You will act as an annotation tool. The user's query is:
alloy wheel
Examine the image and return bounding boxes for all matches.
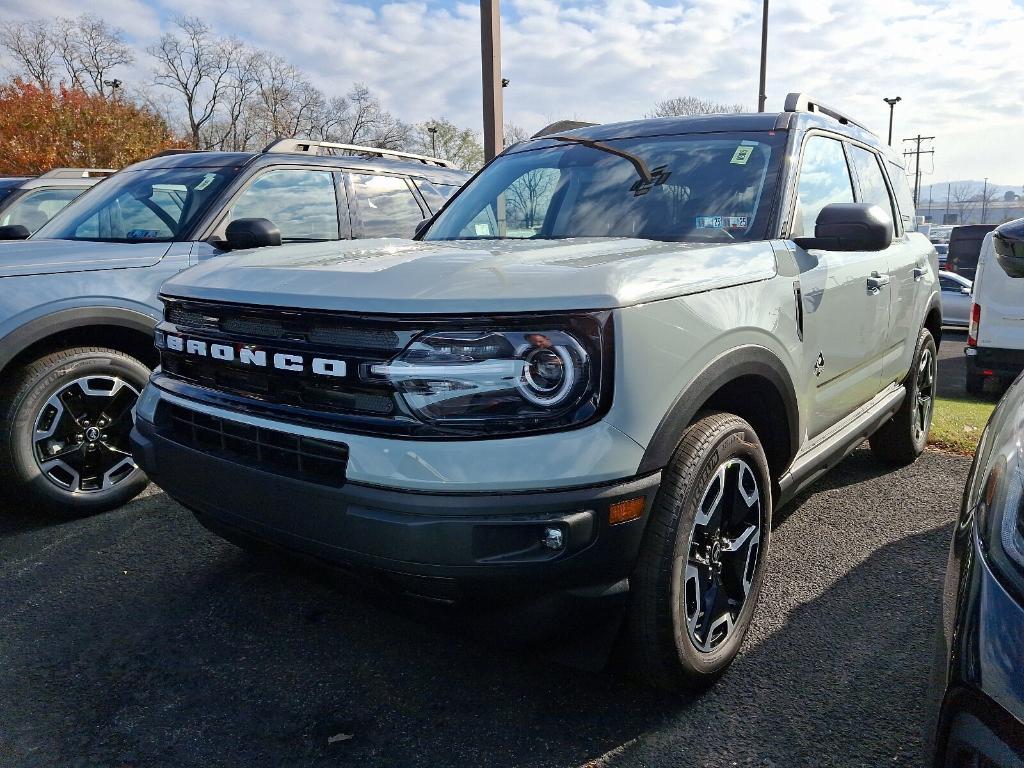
[914,346,936,441]
[32,375,141,494]
[683,458,764,653]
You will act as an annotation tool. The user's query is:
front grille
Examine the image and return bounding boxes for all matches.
[160,403,348,487]
[160,298,418,421]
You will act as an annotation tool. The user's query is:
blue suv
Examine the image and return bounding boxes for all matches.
[0,140,468,516]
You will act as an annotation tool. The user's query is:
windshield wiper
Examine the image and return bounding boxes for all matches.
[547,135,654,184]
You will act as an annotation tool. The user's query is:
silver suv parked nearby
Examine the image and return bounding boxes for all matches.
[131,95,940,689]
[0,141,468,517]
[0,168,113,237]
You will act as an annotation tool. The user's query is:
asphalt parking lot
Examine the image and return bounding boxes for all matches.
[1,437,968,767]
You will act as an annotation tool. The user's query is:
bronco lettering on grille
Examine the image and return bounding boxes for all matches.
[164,334,347,377]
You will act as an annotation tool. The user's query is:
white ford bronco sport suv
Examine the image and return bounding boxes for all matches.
[131,94,941,690]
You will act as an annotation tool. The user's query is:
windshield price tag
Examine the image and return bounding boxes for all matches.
[730,145,754,165]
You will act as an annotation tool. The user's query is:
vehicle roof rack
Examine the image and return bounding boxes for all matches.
[783,93,873,134]
[262,138,451,167]
[148,149,206,159]
[532,120,599,138]
[39,167,116,179]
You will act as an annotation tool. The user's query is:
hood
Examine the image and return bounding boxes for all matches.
[161,237,777,313]
[0,239,172,278]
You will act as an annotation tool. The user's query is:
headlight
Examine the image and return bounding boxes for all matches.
[369,314,611,434]
[976,401,1024,597]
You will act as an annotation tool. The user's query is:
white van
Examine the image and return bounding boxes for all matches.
[965,220,1024,395]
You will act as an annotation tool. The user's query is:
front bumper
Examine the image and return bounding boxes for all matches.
[130,392,660,612]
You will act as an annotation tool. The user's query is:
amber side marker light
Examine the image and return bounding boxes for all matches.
[609,497,645,525]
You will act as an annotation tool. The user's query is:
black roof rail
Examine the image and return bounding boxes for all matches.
[783,93,873,134]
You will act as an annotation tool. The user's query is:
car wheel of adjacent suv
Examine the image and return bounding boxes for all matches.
[869,327,937,466]
[0,347,150,517]
[625,410,772,691]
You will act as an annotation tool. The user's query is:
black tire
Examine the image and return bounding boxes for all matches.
[965,372,985,397]
[869,327,937,465]
[0,347,150,517]
[625,411,772,691]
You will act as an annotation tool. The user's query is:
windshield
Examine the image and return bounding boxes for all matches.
[34,167,239,243]
[424,131,787,243]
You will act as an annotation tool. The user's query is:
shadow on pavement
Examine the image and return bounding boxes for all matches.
[0,453,961,768]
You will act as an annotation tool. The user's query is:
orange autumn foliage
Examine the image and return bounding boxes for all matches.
[0,79,187,175]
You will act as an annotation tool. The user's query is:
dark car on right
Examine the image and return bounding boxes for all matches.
[947,223,997,281]
[929,368,1024,766]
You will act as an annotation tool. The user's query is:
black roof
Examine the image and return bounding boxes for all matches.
[124,149,469,184]
[517,109,886,156]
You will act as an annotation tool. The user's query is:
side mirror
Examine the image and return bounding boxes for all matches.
[993,217,1024,278]
[793,203,893,252]
[224,218,282,250]
[961,286,972,295]
[0,224,31,240]
[413,216,435,240]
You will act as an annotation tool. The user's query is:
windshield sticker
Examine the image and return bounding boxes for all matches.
[730,145,755,165]
[696,216,749,230]
[194,173,216,191]
[630,165,671,197]
[126,229,163,240]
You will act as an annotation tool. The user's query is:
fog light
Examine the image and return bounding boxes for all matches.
[609,497,646,525]
[541,527,564,550]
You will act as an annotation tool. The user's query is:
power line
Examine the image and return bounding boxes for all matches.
[902,135,935,208]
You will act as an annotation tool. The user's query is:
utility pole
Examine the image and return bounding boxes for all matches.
[480,0,504,161]
[883,96,901,146]
[757,0,769,112]
[982,177,989,224]
[427,125,438,157]
[903,134,935,208]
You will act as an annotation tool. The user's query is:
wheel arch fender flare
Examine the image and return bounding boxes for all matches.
[637,345,800,477]
[0,305,158,379]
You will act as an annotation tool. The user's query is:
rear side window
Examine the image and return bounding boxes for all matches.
[350,174,425,238]
[229,169,340,241]
[887,161,915,228]
[848,146,897,230]
[792,135,855,237]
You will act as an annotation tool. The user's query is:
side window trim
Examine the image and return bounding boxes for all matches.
[787,130,856,239]
[846,141,904,239]
[347,171,428,239]
[207,164,341,241]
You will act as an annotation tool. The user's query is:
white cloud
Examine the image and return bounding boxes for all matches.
[0,0,1021,182]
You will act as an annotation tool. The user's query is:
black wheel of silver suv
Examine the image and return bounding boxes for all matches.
[0,347,150,516]
[626,410,772,691]
[869,327,937,466]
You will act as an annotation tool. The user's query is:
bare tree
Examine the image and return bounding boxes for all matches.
[149,17,236,149]
[949,183,983,225]
[503,122,532,147]
[54,15,133,96]
[505,169,557,229]
[0,20,58,88]
[649,96,746,117]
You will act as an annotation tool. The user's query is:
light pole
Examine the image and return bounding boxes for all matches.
[883,96,901,146]
[427,125,438,157]
[480,0,504,161]
[982,177,989,224]
[757,0,769,112]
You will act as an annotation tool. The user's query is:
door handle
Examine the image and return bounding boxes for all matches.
[913,266,927,281]
[867,272,890,294]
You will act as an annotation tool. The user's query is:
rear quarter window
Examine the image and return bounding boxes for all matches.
[887,161,915,228]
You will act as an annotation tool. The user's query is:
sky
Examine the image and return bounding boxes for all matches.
[2,0,1022,184]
